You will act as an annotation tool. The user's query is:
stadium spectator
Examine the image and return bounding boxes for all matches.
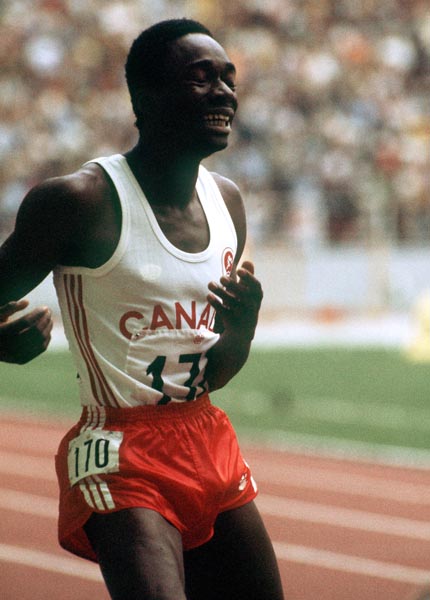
[1,0,429,246]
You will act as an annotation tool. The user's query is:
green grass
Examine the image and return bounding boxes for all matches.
[1,347,430,450]
[0,351,79,419]
[213,347,430,450]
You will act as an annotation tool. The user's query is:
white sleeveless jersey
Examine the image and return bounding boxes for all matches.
[53,154,237,408]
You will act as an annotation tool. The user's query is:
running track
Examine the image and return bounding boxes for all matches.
[1,412,430,600]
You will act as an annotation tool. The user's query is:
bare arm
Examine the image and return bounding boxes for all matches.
[0,181,74,362]
[0,171,96,362]
[204,175,263,391]
[0,177,81,305]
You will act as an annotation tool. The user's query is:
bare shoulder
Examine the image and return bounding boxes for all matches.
[10,162,116,268]
[21,162,109,218]
[210,171,246,260]
[210,171,245,221]
[210,172,242,205]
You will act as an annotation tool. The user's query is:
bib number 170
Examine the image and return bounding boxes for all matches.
[67,429,123,486]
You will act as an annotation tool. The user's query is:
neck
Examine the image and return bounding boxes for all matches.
[125,140,201,208]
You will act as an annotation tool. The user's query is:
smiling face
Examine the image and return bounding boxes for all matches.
[142,33,238,158]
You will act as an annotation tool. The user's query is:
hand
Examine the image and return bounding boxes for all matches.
[207,260,263,339]
[0,299,53,364]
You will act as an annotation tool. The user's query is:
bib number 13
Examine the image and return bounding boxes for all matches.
[67,429,123,486]
[147,352,205,405]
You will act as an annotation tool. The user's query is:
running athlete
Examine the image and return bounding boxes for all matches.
[0,19,284,600]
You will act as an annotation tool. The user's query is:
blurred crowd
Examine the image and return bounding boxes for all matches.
[1,0,429,248]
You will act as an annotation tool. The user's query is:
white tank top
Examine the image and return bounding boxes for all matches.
[53,154,237,408]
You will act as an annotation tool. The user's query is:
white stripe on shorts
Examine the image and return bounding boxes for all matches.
[79,475,115,511]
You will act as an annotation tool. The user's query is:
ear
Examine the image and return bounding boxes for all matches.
[133,89,160,131]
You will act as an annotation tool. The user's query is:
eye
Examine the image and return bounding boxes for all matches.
[224,78,237,91]
[222,67,237,91]
[186,67,210,86]
[193,78,209,86]
[192,77,209,85]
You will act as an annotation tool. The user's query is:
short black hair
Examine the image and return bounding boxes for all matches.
[125,18,214,125]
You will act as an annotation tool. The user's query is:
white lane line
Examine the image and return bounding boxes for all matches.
[2,488,430,585]
[0,421,62,454]
[0,488,58,517]
[273,541,430,585]
[257,494,430,541]
[1,539,429,587]
[4,409,430,471]
[0,450,56,480]
[3,448,430,511]
[251,462,430,505]
[0,543,102,582]
[2,486,430,543]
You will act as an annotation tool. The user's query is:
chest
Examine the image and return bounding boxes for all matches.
[151,199,210,253]
[72,188,211,269]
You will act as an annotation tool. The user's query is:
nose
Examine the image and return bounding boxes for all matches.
[212,78,235,97]
[210,78,237,107]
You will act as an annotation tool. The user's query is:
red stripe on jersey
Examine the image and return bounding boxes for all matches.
[64,274,102,406]
[64,275,119,407]
[74,275,120,408]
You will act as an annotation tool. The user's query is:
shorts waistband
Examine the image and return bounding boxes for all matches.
[79,394,212,426]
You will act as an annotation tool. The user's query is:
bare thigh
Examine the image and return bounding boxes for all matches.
[184,500,285,600]
[84,507,186,600]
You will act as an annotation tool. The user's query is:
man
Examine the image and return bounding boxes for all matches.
[0,19,284,600]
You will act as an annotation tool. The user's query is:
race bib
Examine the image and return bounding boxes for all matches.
[67,429,123,486]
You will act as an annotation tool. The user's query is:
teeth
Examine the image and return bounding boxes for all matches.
[204,114,230,127]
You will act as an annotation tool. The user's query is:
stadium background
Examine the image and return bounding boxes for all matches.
[1,0,430,323]
[0,0,429,454]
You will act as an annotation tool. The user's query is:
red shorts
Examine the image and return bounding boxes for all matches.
[55,395,258,562]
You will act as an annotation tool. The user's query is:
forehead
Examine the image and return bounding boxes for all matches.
[167,33,234,73]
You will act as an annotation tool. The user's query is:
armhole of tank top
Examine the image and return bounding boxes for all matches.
[198,165,238,249]
[55,155,130,278]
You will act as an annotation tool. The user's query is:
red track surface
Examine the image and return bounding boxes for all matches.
[1,412,430,600]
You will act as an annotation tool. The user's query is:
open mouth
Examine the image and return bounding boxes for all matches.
[203,113,232,131]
